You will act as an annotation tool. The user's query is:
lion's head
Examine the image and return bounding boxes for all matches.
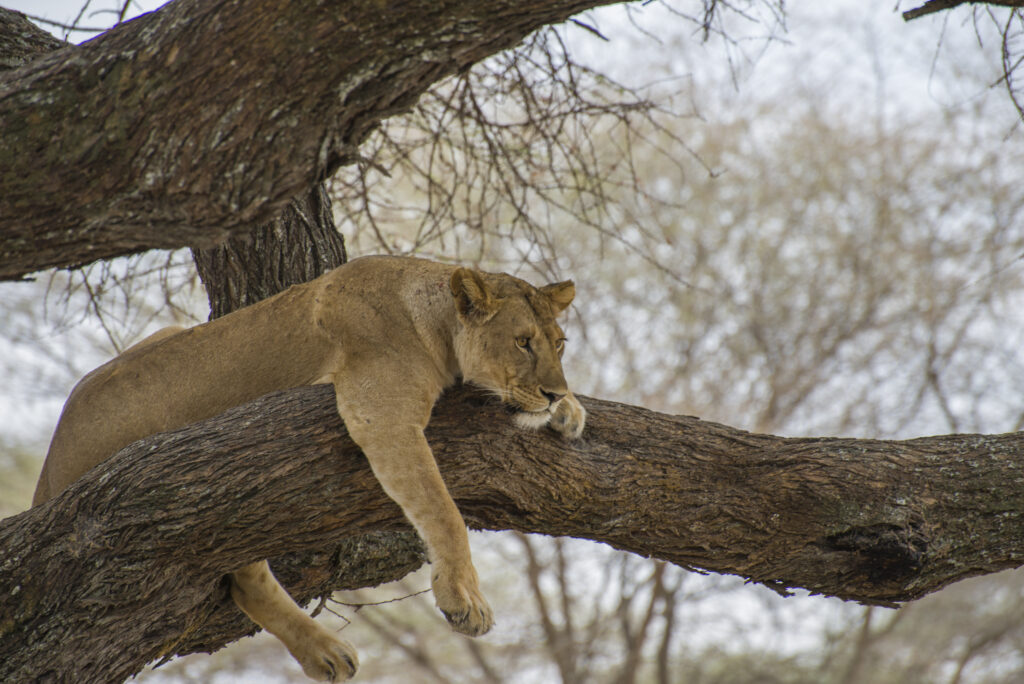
[450,267,575,429]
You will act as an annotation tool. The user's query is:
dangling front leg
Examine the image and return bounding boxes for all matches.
[344,419,494,637]
[230,560,358,681]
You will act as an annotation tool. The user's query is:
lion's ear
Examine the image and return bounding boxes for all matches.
[540,280,575,315]
[450,268,496,320]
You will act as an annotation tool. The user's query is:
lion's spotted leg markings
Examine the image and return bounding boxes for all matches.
[230,561,358,681]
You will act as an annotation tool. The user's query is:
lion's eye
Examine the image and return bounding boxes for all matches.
[515,336,531,350]
[555,338,566,353]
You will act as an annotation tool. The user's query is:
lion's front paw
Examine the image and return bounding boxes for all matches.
[432,563,494,637]
[549,392,586,440]
[286,623,359,682]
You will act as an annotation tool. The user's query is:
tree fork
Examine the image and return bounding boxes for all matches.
[3,384,1023,681]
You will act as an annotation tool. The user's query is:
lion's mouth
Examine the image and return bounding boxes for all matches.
[502,399,549,415]
[486,385,552,418]
[511,407,554,431]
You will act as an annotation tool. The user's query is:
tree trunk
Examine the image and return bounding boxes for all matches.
[3,384,1023,681]
[0,0,619,280]
[191,182,347,319]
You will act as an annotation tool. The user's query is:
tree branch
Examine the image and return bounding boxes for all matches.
[0,8,65,70]
[3,383,1023,681]
[903,0,1024,21]
[0,0,618,280]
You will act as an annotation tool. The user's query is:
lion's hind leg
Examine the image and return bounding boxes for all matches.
[230,561,358,682]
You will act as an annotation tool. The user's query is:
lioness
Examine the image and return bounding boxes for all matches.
[32,255,585,681]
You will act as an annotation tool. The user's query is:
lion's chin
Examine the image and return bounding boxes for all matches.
[512,409,553,431]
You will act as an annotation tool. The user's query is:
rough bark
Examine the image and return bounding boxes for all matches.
[191,182,348,319]
[3,384,1023,681]
[0,0,619,280]
[0,8,65,70]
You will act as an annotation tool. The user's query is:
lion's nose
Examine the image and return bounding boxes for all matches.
[541,389,565,405]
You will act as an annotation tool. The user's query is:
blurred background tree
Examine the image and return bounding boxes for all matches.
[2,0,1023,682]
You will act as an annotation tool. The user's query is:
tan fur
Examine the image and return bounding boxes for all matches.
[32,255,585,682]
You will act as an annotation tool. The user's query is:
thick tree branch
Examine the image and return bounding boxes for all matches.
[3,383,1023,680]
[0,0,617,280]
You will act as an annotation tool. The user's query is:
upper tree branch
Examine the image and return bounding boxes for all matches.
[0,0,617,280]
[0,8,65,69]
[903,0,1024,21]
[3,384,1023,681]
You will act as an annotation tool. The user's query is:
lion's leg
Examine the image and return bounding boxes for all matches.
[230,560,358,682]
[343,417,494,637]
